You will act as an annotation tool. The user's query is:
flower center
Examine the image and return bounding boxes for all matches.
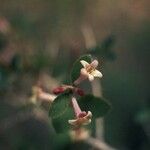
[86,65,95,74]
[78,111,87,118]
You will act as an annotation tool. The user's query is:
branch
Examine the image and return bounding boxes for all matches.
[85,137,117,150]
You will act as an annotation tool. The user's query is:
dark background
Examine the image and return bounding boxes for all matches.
[0,0,149,150]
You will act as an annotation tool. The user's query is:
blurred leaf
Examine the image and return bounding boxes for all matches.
[11,55,21,71]
[32,50,51,71]
[49,91,72,119]
[53,132,72,150]
[0,67,10,90]
[71,54,91,84]
[0,33,8,51]
[89,36,116,61]
[78,94,111,118]
[0,101,18,120]
[52,49,70,78]
[135,108,150,124]
[52,107,74,133]
[10,13,37,38]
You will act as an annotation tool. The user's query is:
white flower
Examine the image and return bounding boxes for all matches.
[80,60,102,81]
[68,111,92,126]
[74,59,102,85]
[68,97,92,127]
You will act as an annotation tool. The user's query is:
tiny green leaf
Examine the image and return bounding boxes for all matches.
[49,91,72,119]
[71,54,92,84]
[78,94,111,118]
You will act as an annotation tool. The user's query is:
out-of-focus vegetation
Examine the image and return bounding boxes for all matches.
[0,0,150,150]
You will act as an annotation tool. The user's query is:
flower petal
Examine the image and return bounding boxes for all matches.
[68,119,78,126]
[69,118,91,126]
[90,60,98,68]
[80,60,89,68]
[80,68,88,77]
[85,111,92,119]
[91,69,102,78]
[81,111,92,125]
[88,74,94,81]
[68,111,92,126]
[81,119,91,125]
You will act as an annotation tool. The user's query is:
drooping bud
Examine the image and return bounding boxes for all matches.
[68,97,92,127]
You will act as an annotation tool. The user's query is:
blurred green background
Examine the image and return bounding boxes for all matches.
[0,0,149,150]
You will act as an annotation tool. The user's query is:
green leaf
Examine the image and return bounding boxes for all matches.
[0,33,8,51]
[0,67,10,90]
[71,54,92,84]
[49,91,72,119]
[88,36,116,61]
[135,109,150,124]
[78,94,111,118]
[52,107,74,133]
[11,55,21,71]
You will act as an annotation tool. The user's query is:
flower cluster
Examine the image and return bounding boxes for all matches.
[68,59,102,128]
[31,59,102,132]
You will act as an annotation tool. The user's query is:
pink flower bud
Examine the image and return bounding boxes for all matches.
[52,86,65,95]
[76,88,85,96]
